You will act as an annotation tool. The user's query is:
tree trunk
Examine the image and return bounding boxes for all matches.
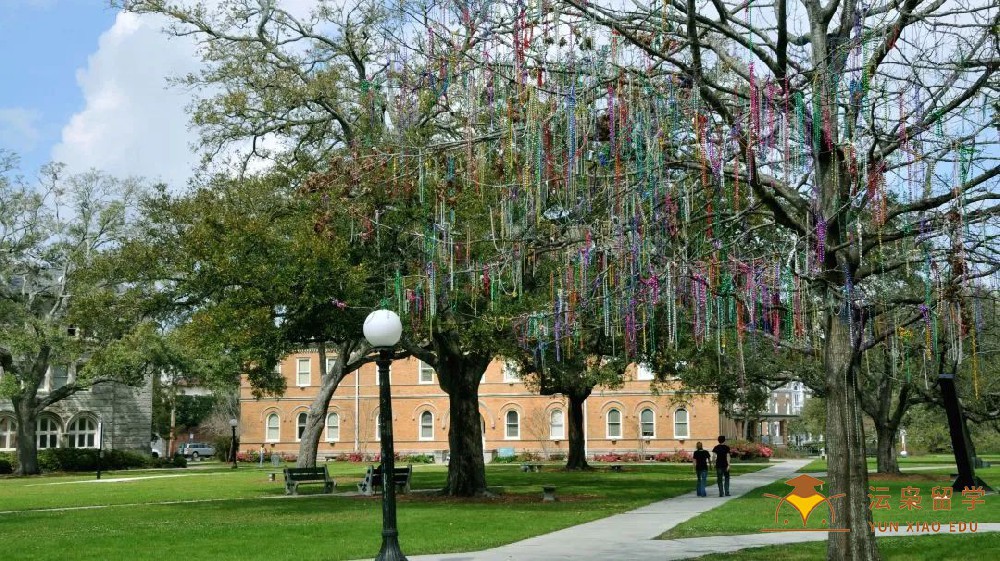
[296,340,363,467]
[874,423,899,474]
[436,340,490,496]
[13,398,40,476]
[824,306,880,561]
[566,390,592,470]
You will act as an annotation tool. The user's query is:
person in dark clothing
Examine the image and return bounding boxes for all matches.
[712,435,731,497]
[692,442,711,497]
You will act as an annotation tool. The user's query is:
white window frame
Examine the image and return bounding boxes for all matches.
[265,413,280,442]
[673,409,689,439]
[68,416,98,448]
[636,363,654,381]
[296,358,311,387]
[549,410,565,440]
[325,412,340,442]
[606,409,622,439]
[374,412,381,441]
[502,360,520,382]
[419,411,434,440]
[296,412,308,441]
[504,410,520,440]
[37,415,60,449]
[0,416,16,450]
[418,361,435,384]
[326,358,336,377]
[640,408,655,438]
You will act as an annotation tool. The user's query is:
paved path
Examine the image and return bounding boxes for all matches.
[363,459,998,561]
[368,459,810,561]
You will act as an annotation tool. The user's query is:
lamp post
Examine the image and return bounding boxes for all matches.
[229,418,238,469]
[363,309,407,561]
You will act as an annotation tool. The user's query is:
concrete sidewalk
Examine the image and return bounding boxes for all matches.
[381,459,811,561]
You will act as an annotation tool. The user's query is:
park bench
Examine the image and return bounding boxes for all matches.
[520,462,543,472]
[357,464,413,496]
[283,466,335,495]
[609,464,623,472]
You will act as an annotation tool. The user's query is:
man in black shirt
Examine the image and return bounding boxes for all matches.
[692,442,711,497]
[712,435,731,497]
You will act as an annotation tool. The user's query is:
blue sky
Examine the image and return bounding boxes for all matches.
[0,1,117,174]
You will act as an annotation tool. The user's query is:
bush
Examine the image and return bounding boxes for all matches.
[548,453,566,461]
[728,440,772,461]
[654,450,693,463]
[0,451,16,473]
[0,459,12,474]
[400,453,434,464]
[36,448,152,472]
[171,453,188,468]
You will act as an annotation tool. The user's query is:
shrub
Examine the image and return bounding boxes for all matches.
[654,450,693,463]
[548,453,566,461]
[36,448,152,472]
[400,453,434,464]
[0,459,12,474]
[171,453,188,468]
[728,440,772,461]
[0,451,16,472]
[593,453,622,462]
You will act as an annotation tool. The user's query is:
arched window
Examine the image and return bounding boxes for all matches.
[674,409,689,439]
[419,411,434,440]
[325,413,340,442]
[505,410,519,439]
[68,416,97,448]
[606,409,622,439]
[549,410,565,439]
[0,416,16,450]
[265,413,280,442]
[374,410,381,441]
[640,408,655,438]
[37,415,60,449]
[296,412,308,441]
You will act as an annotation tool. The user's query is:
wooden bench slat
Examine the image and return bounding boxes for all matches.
[283,466,335,495]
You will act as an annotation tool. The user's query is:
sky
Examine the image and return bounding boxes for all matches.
[0,0,204,189]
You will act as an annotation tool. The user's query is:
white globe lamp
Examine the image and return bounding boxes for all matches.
[364,309,403,348]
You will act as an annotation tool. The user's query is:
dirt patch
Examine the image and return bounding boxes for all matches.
[868,473,951,482]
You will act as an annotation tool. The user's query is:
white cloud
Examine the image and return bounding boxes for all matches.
[50,1,321,190]
[0,107,42,153]
[51,10,201,189]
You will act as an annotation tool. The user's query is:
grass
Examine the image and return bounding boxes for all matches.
[660,464,1000,540]
[685,533,1000,560]
[800,454,1000,474]
[0,461,767,561]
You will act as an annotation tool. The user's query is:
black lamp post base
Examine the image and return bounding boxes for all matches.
[375,536,407,561]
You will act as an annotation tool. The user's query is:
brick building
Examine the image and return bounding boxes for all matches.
[238,351,725,460]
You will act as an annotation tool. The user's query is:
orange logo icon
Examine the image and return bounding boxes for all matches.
[762,474,848,532]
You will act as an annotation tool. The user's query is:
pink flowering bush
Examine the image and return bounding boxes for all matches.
[729,440,772,461]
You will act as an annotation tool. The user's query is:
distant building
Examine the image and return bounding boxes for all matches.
[759,381,812,446]
[239,352,726,461]
[0,365,153,454]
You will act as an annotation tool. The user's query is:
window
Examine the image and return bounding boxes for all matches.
[325,358,336,376]
[549,410,565,440]
[296,412,308,441]
[325,412,340,441]
[296,358,311,386]
[636,363,654,381]
[640,408,655,438]
[50,365,69,390]
[374,412,381,441]
[505,410,519,439]
[265,413,280,442]
[0,416,16,450]
[69,416,97,448]
[418,361,435,384]
[37,416,60,449]
[606,409,622,439]
[502,361,520,382]
[420,411,434,440]
[674,409,689,439]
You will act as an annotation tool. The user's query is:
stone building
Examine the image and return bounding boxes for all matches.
[0,365,153,455]
[238,351,725,460]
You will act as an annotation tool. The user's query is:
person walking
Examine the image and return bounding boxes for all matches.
[712,435,731,497]
[693,442,711,497]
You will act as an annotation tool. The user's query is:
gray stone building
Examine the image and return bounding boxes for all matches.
[0,365,153,454]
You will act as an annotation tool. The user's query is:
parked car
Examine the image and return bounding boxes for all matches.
[178,442,216,460]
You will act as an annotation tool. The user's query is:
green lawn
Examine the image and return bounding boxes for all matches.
[686,533,1000,560]
[800,454,1000,474]
[0,461,766,561]
[661,465,1000,540]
